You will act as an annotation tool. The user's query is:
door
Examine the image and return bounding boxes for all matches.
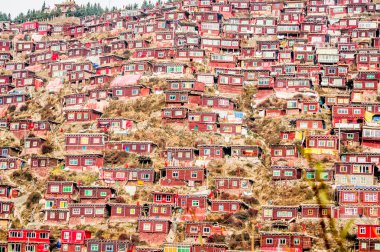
[129,172,137,180]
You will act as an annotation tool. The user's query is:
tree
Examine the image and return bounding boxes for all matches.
[141,0,149,9]
[41,1,46,11]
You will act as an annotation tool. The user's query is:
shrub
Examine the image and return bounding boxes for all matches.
[118,233,129,240]
[12,170,33,181]
[25,192,41,208]
[95,230,105,239]
[207,234,225,243]
[234,211,250,221]
[19,104,28,112]
[7,105,16,113]
[115,196,126,203]
[41,144,53,154]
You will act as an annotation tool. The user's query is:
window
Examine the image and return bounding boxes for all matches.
[192,200,199,206]
[364,193,377,202]
[85,190,93,196]
[155,224,163,231]
[25,245,36,252]
[50,185,59,193]
[143,223,151,231]
[347,133,354,139]
[85,208,93,214]
[84,159,93,166]
[306,172,315,179]
[284,171,293,176]
[26,232,36,238]
[294,238,300,245]
[273,170,281,177]
[279,238,286,245]
[72,208,80,215]
[40,232,48,239]
[343,193,356,202]
[105,245,114,252]
[360,227,366,234]
[286,149,294,156]
[274,150,282,156]
[277,211,293,217]
[266,238,273,244]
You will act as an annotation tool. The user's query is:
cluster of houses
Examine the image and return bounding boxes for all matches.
[0,0,379,250]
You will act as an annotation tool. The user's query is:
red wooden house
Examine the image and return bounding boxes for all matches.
[64,154,104,171]
[23,137,46,155]
[196,95,236,110]
[209,200,249,213]
[100,167,155,184]
[63,93,88,107]
[147,203,173,218]
[69,203,108,225]
[304,168,334,182]
[336,186,380,206]
[362,126,380,148]
[64,109,102,123]
[331,105,365,127]
[0,200,14,228]
[64,133,107,151]
[296,119,326,130]
[96,118,135,132]
[9,119,53,135]
[209,54,236,69]
[0,157,25,170]
[109,203,142,221]
[15,41,35,53]
[105,141,156,155]
[163,147,196,162]
[89,75,112,86]
[270,144,298,161]
[230,145,262,158]
[89,88,109,100]
[217,73,244,94]
[334,162,376,186]
[60,229,92,252]
[259,231,314,251]
[353,71,379,93]
[0,40,11,51]
[162,107,188,123]
[300,204,334,219]
[0,184,18,199]
[153,192,177,205]
[177,194,208,214]
[138,218,171,233]
[305,135,338,150]
[0,94,29,106]
[45,181,78,199]
[198,145,225,159]
[188,112,218,132]
[262,205,299,221]
[192,243,228,252]
[30,156,61,170]
[184,221,224,237]
[8,229,50,252]
[356,224,380,251]
[340,153,380,165]
[85,239,133,252]
[160,167,206,186]
[271,166,302,181]
[110,85,150,99]
[78,186,115,203]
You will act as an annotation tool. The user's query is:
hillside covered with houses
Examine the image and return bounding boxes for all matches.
[0,0,379,251]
